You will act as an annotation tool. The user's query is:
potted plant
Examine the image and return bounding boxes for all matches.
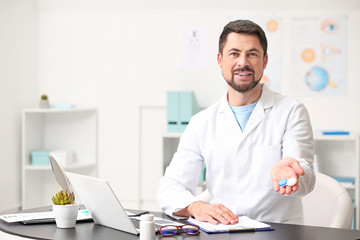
[39,94,50,108]
[52,190,78,228]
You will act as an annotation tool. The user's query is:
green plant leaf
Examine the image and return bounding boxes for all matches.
[52,190,75,205]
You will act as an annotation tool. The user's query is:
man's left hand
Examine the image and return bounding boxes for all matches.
[271,157,304,195]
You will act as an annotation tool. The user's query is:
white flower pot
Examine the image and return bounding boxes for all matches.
[53,204,79,228]
[39,99,50,109]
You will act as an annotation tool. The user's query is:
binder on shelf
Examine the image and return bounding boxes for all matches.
[167,91,199,132]
[332,176,355,185]
[331,176,355,190]
[316,130,350,135]
[30,150,50,166]
[199,165,206,182]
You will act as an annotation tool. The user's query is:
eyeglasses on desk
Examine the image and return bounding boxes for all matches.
[158,225,200,237]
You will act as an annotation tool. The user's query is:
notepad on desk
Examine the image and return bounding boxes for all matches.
[186,216,274,233]
[0,209,92,224]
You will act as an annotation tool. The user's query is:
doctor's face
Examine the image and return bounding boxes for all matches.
[217,33,268,93]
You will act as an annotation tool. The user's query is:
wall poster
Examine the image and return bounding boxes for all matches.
[290,15,347,96]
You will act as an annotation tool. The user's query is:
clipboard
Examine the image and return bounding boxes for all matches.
[185,216,275,234]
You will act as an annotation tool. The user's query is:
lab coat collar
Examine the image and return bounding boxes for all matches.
[258,83,275,110]
[218,83,275,114]
[218,83,275,134]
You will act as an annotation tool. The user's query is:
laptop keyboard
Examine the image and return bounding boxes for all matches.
[131,218,162,230]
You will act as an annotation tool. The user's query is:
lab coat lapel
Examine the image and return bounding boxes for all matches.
[217,84,275,142]
[243,103,265,135]
[218,92,243,136]
[242,84,275,137]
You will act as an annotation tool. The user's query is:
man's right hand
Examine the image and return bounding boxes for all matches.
[174,201,239,225]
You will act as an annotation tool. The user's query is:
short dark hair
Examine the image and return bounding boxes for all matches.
[219,20,267,56]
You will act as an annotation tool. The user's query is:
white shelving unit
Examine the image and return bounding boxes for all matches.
[21,108,98,210]
[314,132,360,229]
[162,132,182,175]
[162,132,206,195]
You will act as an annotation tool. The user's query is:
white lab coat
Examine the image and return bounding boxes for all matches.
[157,84,315,224]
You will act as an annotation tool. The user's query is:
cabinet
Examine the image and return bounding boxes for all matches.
[162,132,182,175]
[162,132,206,195]
[21,108,97,210]
[314,132,360,229]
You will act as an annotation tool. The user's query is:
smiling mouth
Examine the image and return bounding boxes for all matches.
[234,72,252,76]
[233,71,254,80]
[232,66,254,77]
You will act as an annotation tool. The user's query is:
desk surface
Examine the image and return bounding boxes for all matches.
[1,207,360,240]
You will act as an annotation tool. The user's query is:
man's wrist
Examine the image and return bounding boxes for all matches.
[173,201,202,217]
[187,201,206,217]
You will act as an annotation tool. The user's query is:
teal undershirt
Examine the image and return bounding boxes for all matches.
[230,100,258,131]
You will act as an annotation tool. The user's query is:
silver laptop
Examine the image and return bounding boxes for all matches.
[66,172,180,235]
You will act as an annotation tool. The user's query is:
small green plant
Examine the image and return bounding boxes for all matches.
[41,94,48,100]
[52,190,75,205]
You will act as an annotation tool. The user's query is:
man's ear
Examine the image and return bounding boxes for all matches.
[263,53,268,69]
[217,52,223,68]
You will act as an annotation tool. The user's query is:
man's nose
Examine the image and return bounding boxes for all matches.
[236,55,249,67]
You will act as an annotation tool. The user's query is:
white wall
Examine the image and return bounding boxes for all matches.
[0,0,38,213]
[34,0,360,209]
[1,0,360,212]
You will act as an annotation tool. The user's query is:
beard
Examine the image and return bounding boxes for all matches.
[225,66,263,93]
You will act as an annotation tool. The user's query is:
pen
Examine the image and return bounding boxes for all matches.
[128,211,150,217]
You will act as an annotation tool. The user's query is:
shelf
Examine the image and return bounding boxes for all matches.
[341,183,356,190]
[23,107,96,113]
[21,108,98,209]
[314,132,360,229]
[162,132,183,138]
[163,131,359,141]
[24,162,96,171]
[314,132,359,141]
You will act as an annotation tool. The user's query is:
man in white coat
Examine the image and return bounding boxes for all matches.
[157,20,315,225]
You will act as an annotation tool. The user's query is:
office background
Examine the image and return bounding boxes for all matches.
[1,0,360,214]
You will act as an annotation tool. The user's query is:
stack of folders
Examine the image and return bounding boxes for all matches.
[167,91,199,132]
[186,216,274,234]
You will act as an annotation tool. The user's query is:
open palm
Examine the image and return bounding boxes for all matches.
[271,157,305,195]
